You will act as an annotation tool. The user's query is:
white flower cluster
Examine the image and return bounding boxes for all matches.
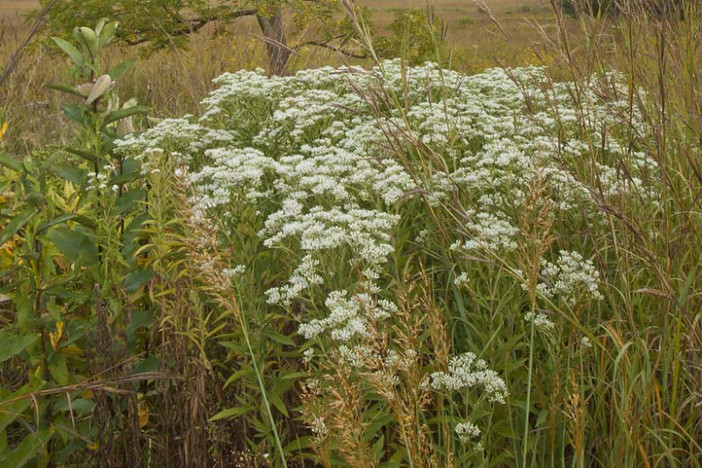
[431,352,508,404]
[116,59,653,350]
[457,210,520,252]
[298,290,398,342]
[453,272,470,287]
[538,250,604,304]
[266,254,323,306]
[524,310,556,332]
[455,421,481,445]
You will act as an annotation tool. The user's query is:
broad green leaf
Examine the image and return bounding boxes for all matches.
[209,406,250,422]
[0,331,40,363]
[51,163,84,184]
[0,383,45,433]
[75,27,99,56]
[52,37,85,66]
[72,215,97,230]
[124,268,154,292]
[132,356,161,375]
[268,393,289,417]
[261,329,295,346]
[107,57,136,81]
[98,21,119,49]
[0,208,37,246]
[61,105,85,124]
[223,369,253,389]
[37,214,78,232]
[0,429,52,466]
[49,354,69,386]
[110,170,142,186]
[102,106,149,127]
[115,188,146,214]
[44,83,82,97]
[46,226,98,264]
[65,147,98,164]
[0,152,23,172]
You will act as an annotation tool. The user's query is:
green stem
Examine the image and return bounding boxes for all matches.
[237,310,288,467]
[522,316,535,468]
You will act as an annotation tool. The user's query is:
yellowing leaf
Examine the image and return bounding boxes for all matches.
[49,321,64,351]
[138,397,149,428]
[0,237,15,269]
[0,122,7,140]
[63,344,84,356]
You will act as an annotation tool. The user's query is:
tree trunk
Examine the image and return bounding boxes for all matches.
[256,7,291,76]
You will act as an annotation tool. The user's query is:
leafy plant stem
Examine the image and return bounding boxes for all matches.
[522,309,536,468]
[236,308,288,467]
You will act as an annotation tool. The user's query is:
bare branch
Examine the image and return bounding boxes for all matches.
[302,40,369,59]
[0,0,60,86]
[124,8,257,46]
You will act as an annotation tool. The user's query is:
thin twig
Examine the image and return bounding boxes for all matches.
[0,0,59,87]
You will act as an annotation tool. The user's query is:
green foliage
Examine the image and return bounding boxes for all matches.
[0,20,157,465]
[38,0,360,74]
[376,8,447,65]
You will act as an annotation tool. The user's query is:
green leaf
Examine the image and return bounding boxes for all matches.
[0,208,37,246]
[0,429,52,466]
[371,435,385,461]
[110,170,142,186]
[0,152,23,172]
[51,163,84,184]
[44,83,82,97]
[107,57,136,81]
[51,37,85,67]
[37,214,78,232]
[269,393,289,417]
[65,147,98,164]
[76,27,99,56]
[124,268,154,293]
[115,189,146,214]
[0,383,45,433]
[209,406,250,422]
[261,329,295,346]
[46,226,98,264]
[132,356,161,375]
[223,369,253,389]
[49,354,69,386]
[102,106,149,127]
[98,21,119,49]
[126,309,154,344]
[72,215,97,230]
[61,105,85,124]
[0,331,40,363]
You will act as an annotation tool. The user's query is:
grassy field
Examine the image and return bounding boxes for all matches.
[1,1,701,466]
[1,0,560,154]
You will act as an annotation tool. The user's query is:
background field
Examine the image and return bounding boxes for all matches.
[1,0,561,155]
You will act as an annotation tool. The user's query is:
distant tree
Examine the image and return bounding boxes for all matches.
[37,0,364,75]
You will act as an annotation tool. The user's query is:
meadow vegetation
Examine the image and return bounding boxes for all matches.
[1,0,701,466]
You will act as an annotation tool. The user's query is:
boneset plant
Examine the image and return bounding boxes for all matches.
[117,56,674,465]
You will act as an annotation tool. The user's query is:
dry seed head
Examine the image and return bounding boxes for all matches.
[86,75,114,105]
[76,83,93,98]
